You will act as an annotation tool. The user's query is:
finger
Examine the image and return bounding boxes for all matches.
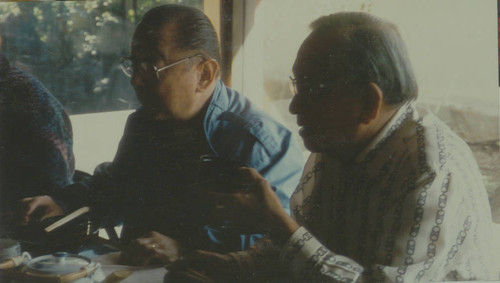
[135,237,154,247]
[141,252,159,266]
[236,167,262,182]
[122,247,157,266]
[132,234,161,252]
[236,167,272,192]
[121,239,154,265]
[21,197,37,217]
[20,198,40,224]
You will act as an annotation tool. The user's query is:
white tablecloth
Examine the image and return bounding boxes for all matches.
[93,252,167,282]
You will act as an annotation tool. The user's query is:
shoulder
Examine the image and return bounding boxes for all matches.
[3,65,49,96]
[419,112,478,174]
[207,83,297,165]
[380,105,476,173]
[364,104,482,193]
[390,109,485,199]
[216,111,293,153]
[1,66,61,113]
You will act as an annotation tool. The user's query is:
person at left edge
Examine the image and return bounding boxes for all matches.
[0,33,74,215]
[20,4,304,264]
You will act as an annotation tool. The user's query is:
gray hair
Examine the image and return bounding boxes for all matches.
[134,4,221,65]
[310,12,418,105]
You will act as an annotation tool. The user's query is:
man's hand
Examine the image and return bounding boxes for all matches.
[20,195,64,224]
[119,231,183,266]
[196,167,300,241]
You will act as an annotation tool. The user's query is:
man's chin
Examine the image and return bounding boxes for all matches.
[301,135,324,153]
[141,107,168,120]
[301,135,348,157]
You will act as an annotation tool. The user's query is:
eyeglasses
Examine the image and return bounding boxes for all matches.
[289,76,349,100]
[289,76,332,97]
[120,54,205,79]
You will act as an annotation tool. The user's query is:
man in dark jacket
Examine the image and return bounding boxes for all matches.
[21,4,303,265]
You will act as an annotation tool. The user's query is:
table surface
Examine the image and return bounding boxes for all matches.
[94,252,167,283]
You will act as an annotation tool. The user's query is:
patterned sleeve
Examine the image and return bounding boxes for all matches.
[280,227,364,282]
[227,237,290,282]
[279,170,497,282]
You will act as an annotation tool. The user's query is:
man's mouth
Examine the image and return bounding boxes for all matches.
[298,125,314,137]
[296,117,317,137]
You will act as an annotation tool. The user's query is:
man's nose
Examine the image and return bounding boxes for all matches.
[289,94,305,115]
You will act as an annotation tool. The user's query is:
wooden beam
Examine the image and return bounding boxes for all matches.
[220,0,233,86]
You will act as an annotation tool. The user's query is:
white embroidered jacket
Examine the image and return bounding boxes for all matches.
[281,103,498,282]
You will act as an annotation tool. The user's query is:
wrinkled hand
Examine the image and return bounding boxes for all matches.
[119,231,183,266]
[195,167,291,234]
[20,195,64,225]
[166,250,238,283]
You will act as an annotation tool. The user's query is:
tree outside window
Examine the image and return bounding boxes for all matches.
[0,0,203,114]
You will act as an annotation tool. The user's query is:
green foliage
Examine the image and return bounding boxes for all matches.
[0,0,202,114]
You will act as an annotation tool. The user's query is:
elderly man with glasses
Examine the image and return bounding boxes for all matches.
[21,4,303,265]
[165,12,499,282]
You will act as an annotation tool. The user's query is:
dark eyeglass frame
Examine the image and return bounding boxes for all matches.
[120,53,205,79]
[289,75,353,100]
[289,76,333,97]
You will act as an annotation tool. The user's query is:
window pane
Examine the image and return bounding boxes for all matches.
[0,0,203,114]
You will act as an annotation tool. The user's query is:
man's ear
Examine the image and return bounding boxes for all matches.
[196,58,219,92]
[359,82,383,125]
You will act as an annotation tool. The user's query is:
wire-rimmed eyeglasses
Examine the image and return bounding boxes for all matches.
[120,54,205,79]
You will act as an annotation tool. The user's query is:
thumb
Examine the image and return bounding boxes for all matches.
[21,197,38,216]
[236,167,261,182]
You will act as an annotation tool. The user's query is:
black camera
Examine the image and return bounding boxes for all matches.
[198,155,249,193]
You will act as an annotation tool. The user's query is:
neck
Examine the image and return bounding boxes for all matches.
[326,104,400,164]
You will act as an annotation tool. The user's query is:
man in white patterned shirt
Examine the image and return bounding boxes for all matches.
[166,12,499,282]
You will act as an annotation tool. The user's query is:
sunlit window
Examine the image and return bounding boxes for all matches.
[0,0,203,114]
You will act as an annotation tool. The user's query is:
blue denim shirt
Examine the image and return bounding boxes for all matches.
[205,81,303,211]
[201,81,304,250]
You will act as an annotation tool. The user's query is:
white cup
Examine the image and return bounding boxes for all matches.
[0,239,21,262]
